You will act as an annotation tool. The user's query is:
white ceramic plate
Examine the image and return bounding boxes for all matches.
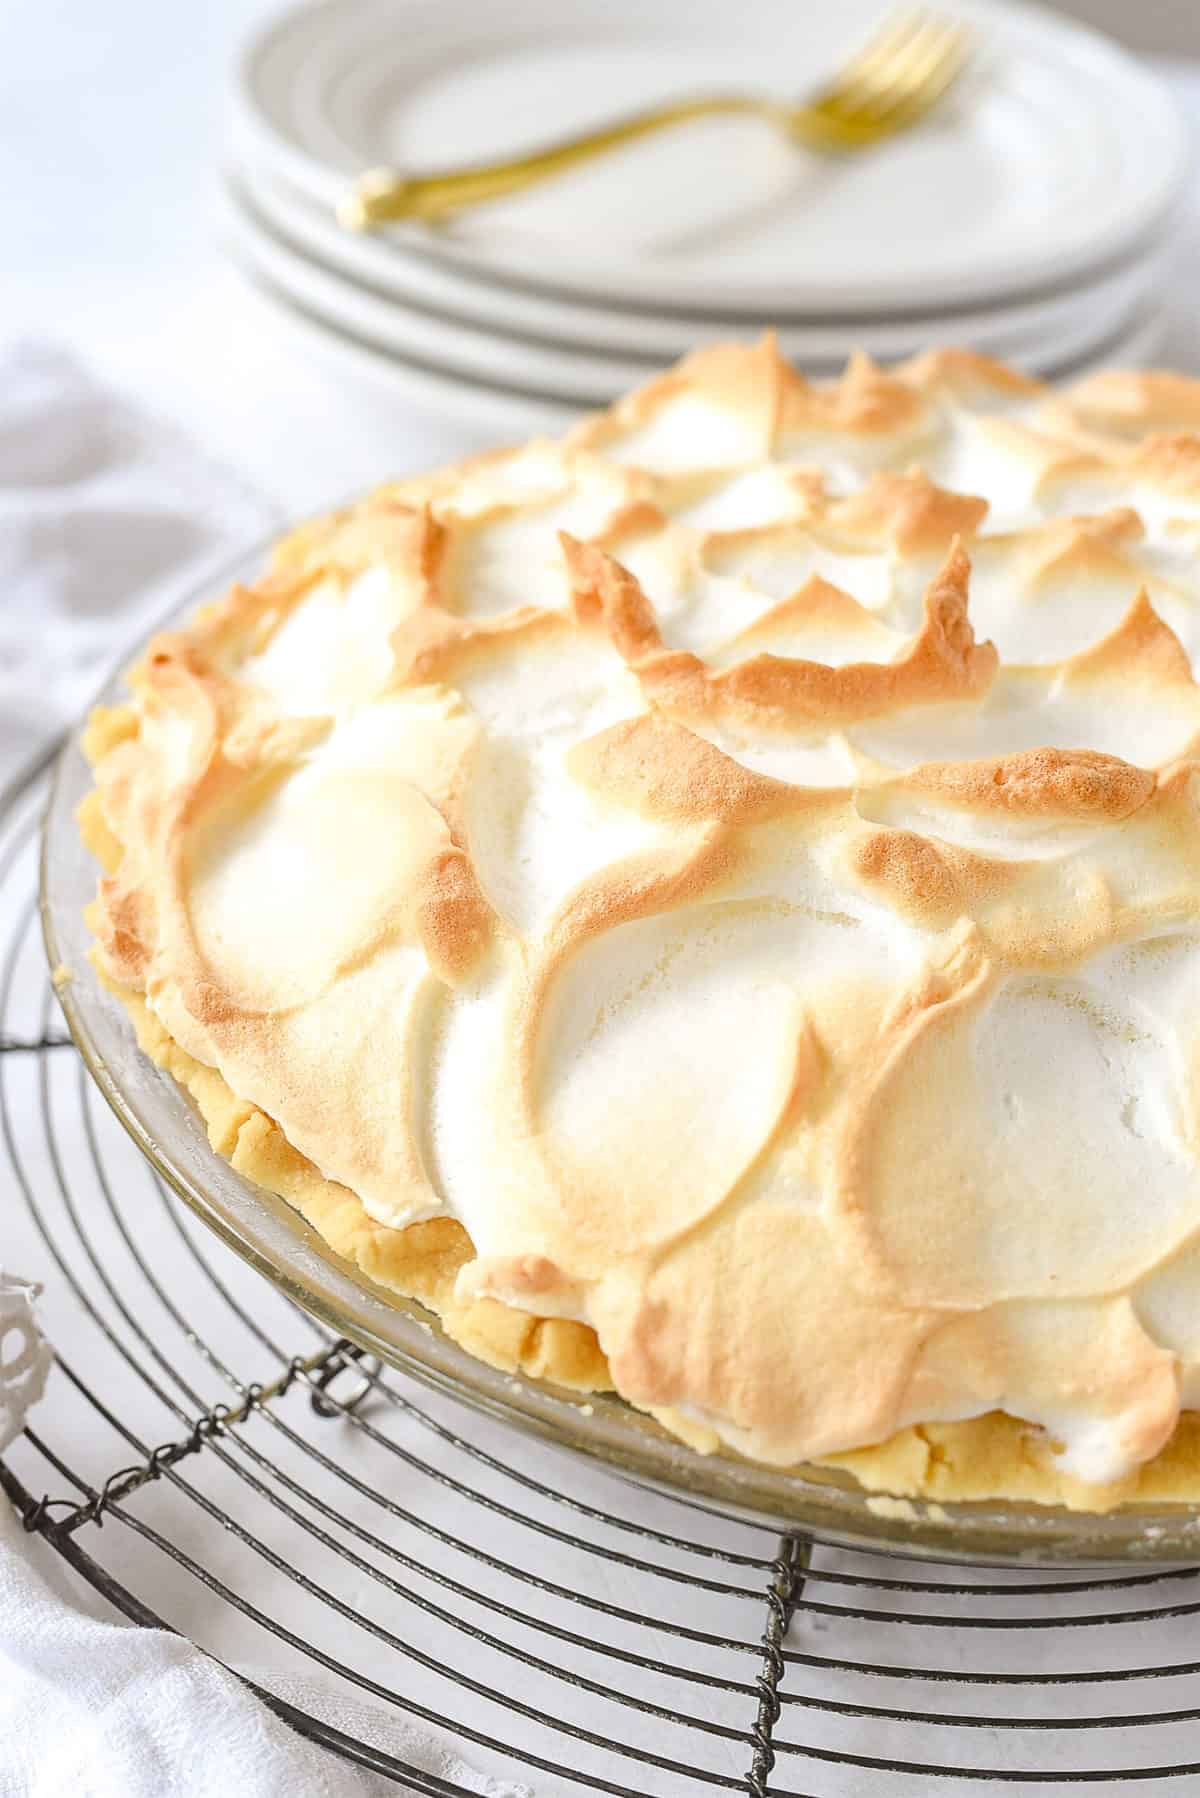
[234,0,1188,316]
[234,151,1171,374]
[223,180,1167,448]
[223,169,1170,404]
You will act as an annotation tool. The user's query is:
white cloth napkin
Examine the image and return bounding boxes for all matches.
[0,1499,531,1798]
[0,341,532,1798]
[0,340,272,784]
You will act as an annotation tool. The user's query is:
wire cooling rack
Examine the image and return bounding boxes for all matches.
[5,753,1200,1797]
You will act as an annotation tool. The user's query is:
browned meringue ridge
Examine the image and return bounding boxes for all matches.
[79,338,1200,1511]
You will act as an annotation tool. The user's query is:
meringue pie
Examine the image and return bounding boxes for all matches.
[80,340,1200,1511]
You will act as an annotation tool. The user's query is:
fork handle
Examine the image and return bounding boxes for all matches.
[341,92,776,229]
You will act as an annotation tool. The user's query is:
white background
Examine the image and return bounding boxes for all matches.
[0,0,494,515]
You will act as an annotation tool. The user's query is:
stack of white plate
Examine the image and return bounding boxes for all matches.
[226,0,1189,434]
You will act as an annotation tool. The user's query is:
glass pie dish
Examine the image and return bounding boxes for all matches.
[41,538,1200,1563]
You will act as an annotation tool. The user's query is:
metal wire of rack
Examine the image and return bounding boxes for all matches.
[6,752,1200,1797]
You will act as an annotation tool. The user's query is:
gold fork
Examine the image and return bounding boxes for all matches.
[341,9,973,233]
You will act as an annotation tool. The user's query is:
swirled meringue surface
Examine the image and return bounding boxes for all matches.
[85,340,1200,1493]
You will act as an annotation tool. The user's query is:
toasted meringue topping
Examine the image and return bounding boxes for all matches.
[87,339,1200,1490]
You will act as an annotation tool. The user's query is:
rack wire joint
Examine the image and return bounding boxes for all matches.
[745,1532,808,1796]
[22,1338,368,1537]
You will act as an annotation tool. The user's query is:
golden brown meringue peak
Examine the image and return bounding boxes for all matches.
[1064,368,1200,440]
[84,340,1200,1498]
[894,346,1046,405]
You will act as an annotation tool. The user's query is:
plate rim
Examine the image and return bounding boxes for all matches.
[231,150,1173,366]
[223,186,1170,414]
[222,170,654,402]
